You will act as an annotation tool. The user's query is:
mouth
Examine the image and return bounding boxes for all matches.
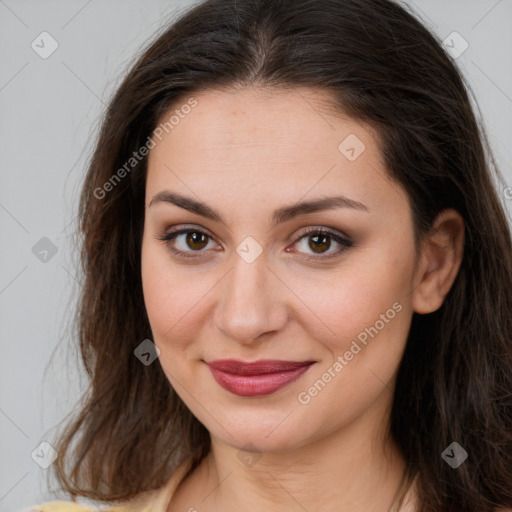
[204,359,316,397]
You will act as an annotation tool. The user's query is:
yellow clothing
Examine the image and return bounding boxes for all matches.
[28,458,193,512]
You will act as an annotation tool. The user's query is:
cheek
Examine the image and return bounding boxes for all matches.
[141,242,202,391]
[141,236,183,342]
[141,236,215,355]
[293,248,414,430]
[295,244,413,350]
[294,247,415,418]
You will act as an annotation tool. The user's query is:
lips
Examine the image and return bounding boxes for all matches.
[205,359,315,397]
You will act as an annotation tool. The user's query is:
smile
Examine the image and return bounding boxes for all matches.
[205,359,316,397]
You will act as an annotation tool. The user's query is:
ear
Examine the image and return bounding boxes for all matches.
[412,208,465,314]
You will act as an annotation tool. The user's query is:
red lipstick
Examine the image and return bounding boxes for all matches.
[205,359,315,397]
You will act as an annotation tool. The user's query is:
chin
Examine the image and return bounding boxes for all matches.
[208,410,316,454]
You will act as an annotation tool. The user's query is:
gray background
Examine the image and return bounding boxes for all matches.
[1,0,511,510]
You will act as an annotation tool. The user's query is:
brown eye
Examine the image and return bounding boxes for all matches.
[184,231,209,251]
[308,233,332,253]
[293,228,352,260]
[157,228,216,258]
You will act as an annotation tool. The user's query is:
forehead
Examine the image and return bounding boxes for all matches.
[145,86,401,216]
[151,86,378,160]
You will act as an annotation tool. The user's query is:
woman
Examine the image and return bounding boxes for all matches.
[28,0,512,511]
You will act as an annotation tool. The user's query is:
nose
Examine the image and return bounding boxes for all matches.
[213,250,288,345]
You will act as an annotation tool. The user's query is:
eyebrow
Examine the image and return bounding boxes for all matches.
[149,190,369,228]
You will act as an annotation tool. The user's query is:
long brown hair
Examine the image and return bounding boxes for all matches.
[48,0,512,510]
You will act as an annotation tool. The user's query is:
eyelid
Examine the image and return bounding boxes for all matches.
[293,225,351,243]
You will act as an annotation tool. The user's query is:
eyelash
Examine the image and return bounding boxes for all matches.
[156,225,353,262]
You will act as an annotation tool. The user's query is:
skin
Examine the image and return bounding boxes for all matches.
[140,86,464,512]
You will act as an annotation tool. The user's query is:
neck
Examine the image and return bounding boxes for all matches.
[195,395,409,511]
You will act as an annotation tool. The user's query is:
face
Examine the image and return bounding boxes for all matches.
[141,86,418,453]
